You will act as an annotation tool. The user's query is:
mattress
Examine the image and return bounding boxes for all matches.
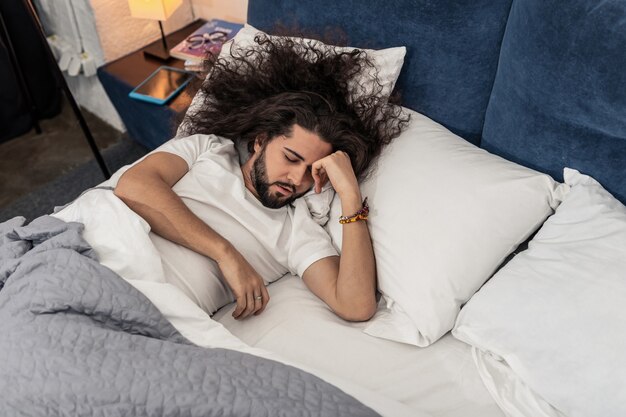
[213,274,506,417]
[48,186,549,416]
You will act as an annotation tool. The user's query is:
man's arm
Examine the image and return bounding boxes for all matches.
[114,152,270,319]
[302,152,377,322]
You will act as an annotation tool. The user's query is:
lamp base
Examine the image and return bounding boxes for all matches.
[143,21,172,61]
[142,42,171,61]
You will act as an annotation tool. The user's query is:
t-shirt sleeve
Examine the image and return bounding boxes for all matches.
[287,198,339,278]
[155,134,225,169]
[102,134,226,188]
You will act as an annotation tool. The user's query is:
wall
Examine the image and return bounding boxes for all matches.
[92,0,194,63]
[36,0,248,133]
[92,0,248,63]
[93,0,248,62]
[192,0,248,23]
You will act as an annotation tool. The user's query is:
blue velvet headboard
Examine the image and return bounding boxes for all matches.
[248,0,513,145]
[480,0,626,203]
[247,0,626,203]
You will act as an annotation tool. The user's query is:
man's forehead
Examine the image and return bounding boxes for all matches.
[280,124,332,161]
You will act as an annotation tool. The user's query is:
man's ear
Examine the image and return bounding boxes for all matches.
[253,134,265,153]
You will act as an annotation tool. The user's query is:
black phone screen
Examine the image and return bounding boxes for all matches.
[135,68,193,100]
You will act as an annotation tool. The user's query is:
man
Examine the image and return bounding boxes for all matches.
[115,34,408,322]
[115,92,377,322]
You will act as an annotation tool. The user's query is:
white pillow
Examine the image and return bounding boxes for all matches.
[326,108,568,346]
[177,24,406,138]
[227,24,406,99]
[452,168,626,417]
[52,188,166,283]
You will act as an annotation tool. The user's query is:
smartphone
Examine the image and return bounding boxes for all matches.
[129,66,194,105]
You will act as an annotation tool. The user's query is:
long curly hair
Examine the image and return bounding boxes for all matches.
[179,32,410,180]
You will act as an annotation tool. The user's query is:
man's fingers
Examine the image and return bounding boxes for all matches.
[239,292,255,320]
[312,165,327,194]
[232,296,246,319]
[311,163,323,193]
[251,293,263,315]
[233,285,269,320]
[255,285,271,315]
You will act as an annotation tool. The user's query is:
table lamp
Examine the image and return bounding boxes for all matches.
[128,0,182,60]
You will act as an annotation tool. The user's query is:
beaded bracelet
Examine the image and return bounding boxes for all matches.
[339,197,369,224]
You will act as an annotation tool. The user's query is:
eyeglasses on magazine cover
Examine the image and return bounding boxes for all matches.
[184,30,229,54]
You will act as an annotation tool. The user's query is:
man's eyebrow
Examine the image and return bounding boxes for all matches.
[284,147,305,162]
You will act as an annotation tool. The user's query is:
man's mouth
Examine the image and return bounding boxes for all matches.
[274,183,294,196]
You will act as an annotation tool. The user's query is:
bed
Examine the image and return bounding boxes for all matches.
[1,0,625,416]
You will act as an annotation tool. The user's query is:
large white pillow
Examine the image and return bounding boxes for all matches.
[326,108,568,346]
[452,168,626,417]
[177,24,406,138]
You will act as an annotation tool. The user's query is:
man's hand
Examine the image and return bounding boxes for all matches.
[217,246,270,320]
[311,151,361,200]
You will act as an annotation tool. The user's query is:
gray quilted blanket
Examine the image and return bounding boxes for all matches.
[0,216,378,417]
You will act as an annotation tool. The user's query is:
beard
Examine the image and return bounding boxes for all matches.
[250,146,307,209]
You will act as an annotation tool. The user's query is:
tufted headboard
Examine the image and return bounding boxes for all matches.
[247,0,626,203]
[247,0,514,145]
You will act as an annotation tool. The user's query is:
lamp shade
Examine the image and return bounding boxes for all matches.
[128,0,182,21]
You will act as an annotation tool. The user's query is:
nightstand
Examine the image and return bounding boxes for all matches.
[97,20,204,150]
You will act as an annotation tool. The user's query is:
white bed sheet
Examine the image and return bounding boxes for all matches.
[128,278,419,417]
[213,274,506,417]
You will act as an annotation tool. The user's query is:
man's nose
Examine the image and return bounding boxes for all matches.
[288,165,307,187]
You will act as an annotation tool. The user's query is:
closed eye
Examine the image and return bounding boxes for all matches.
[284,153,312,174]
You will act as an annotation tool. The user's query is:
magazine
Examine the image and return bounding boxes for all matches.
[169,19,243,63]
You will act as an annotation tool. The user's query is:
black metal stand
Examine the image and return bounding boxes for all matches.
[21,0,111,179]
[143,21,171,61]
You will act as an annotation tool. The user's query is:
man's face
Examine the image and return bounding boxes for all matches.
[248,124,333,209]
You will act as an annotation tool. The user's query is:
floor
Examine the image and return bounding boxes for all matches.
[0,99,124,209]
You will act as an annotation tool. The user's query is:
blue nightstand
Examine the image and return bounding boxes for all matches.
[97,20,204,150]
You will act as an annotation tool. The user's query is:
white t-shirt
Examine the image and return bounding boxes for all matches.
[115,134,338,314]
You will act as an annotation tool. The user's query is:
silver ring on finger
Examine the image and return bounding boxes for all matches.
[254,295,263,301]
